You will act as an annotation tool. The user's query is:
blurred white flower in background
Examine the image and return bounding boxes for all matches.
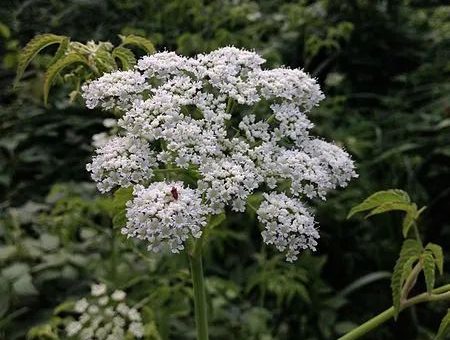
[65,284,144,340]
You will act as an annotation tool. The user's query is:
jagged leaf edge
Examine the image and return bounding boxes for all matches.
[391,239,421,318]
[112,46,136,70]
[43,53,89,104]
[119,34,156,54]
[347,189,410,219]
[15,34,67,85]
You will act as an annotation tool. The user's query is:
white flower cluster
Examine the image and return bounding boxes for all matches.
[82,47,357,260]
[86,136,157,193]
[123,182,208,253]
[257,193,319,262]
[65,283,144,340]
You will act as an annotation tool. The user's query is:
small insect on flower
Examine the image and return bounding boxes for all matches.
[171,187,179,200]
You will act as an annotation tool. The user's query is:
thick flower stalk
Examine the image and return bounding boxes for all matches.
[83,46,357,259]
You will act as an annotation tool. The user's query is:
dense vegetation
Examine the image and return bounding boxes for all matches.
[0,0,449,339]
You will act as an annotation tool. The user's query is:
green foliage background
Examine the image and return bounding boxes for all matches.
[0,0,449,339]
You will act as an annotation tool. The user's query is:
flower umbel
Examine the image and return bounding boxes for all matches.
[123,182,208,253]
[83,46,357,260]
[65,284,144,339]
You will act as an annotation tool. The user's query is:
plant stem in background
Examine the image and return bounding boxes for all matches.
[189,237,209,340]
[338,284,450,340]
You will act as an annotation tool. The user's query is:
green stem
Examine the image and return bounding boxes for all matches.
[110,229,118,286]
[338,284,450,340]
[189,237,209,340]
[412,222,423,248]
[226,97,235,114]
[338,307,395,340]
[400,261,422,300]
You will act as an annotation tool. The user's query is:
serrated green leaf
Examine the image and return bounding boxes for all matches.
[43,53,89,104]
[391,239,422,318]
[53,300,75,315]
[49,37,70,65]
[365,202,412,218]
[94,49,117,73]
[112,46,136,70]
[402,205,418,238]
[27,324,59,340]
[426,243,444,275]
[400,255,419,286]
[423,250,436,293]
[119,34,156,54]
[15,34,67,85]
[435,309,450,340]
[347,189,410,219]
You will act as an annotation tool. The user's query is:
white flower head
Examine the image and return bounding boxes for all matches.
[123,182,208,253]
[86,135,157,193]
[83,47,357,261]
[257,193,319,262]
[65,283,144,339]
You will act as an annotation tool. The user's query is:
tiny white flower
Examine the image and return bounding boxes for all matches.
[129,321,144,337]
[88,305,100,314]
[66,321,82,336]
[116,302,130,316]
[74,298,89,313]
[128,308,141,321]
[98,296,109,306]
[91,283,107,296]
[111,290,126,301]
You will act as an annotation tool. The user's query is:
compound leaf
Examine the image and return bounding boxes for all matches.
[347,189,410,219]
[400,255,419,287]
[365,202,411,218]
[422,250,436,294]
[426,243,444,275]
[43,53,89,104]
[15,33,67,85]
[119,34,155,54]
[95,49,117,73]
[391,239,422,318]
[112,46,136,70]
[402,204,418,238]
[435,309,450,340]
[49,36,70,65]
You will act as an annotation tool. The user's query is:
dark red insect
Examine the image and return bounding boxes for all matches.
[171,187,179,200]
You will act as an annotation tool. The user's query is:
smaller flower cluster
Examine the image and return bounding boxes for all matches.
[257,193,319,262]
[86,136,157,193]
[83,70,149,111]
[66,283,144,340]
[123,182,208,253]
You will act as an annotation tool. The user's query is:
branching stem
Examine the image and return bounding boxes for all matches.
[338,284,450,340]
